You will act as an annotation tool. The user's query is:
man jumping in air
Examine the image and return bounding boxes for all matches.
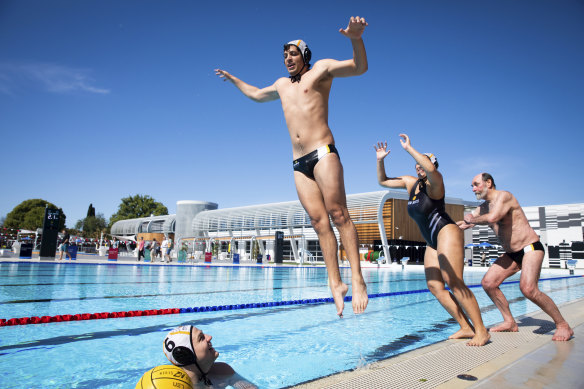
[215,16,369,316]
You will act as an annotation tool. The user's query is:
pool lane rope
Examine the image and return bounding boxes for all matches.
[1,275,581,327]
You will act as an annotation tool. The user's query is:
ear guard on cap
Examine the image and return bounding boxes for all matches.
[424,153,439,168]
[285,39,311,64]
[164,325,197,366]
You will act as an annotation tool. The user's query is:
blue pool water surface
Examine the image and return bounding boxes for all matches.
[0,262,583,388]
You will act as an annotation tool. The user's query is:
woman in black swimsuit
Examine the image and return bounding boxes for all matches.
[375,133,489,346]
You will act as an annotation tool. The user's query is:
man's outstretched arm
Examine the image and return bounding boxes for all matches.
[215,69,279,102]
[464,193,511,225]
[324,16,369,78]
[458,208,479,230]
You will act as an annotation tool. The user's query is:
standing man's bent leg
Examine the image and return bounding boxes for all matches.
[519,251,573,341]
[294,171,349,317]
[481,255,520,332]
[314,154,368,314]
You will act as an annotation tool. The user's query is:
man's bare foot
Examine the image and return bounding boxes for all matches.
[466,329,491,346]
[351,278,368,314]
[552,323,574,341]
[448,327,474,339]
[330,282,349,317]
[489,321,518,332]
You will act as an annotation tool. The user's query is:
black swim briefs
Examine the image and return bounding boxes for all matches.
[292,144,339,180]
[506,241,545,266]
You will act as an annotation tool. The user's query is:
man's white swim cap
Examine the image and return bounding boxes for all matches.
[285,39,311,64]
[424,153,439,167]
[163,325,197,366]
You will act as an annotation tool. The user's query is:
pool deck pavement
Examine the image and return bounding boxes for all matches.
[2,253,583,388]
[291,298,584,389]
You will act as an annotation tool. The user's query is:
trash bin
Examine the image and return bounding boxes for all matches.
[144,249,151,262]
[204,252,212,263]
[274,231,283,264]
[67,245,78,260]
[233,253,240,264]
[19,243,33,259]
[256,253,263,264]
[108,248,119,261]
[178,250,187,263]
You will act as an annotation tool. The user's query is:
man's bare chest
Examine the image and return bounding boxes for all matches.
[279,83,327,101]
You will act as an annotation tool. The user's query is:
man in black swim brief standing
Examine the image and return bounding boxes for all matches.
[215,16,369,316]
[458,173,573,341]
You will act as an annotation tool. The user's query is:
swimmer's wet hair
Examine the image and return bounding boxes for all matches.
[482,172,496,189]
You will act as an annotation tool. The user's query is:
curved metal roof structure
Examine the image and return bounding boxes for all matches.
[192,191,402,234]
[110,214,176,236]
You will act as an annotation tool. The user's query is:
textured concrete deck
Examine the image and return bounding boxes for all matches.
[290,298,584,389]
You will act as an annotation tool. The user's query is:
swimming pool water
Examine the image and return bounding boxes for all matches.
[0,262,583,388]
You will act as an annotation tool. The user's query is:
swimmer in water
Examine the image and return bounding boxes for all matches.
[164,325,257,388]
[215,16,369,317]
[374,134,490,346]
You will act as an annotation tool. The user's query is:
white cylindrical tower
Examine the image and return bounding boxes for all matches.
[175,200,218,243]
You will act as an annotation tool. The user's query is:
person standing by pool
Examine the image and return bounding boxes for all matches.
[150,238,160,262]
[163,325,257,388]
[138,236,145,261]
[459,173,573,341]
[215,16,369,316]
[161,236,170,262]
[374,134,490,346]
[165,236,173,262]
[58,229,72,261]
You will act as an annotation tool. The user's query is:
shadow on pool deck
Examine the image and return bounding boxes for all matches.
[289,297,584,389]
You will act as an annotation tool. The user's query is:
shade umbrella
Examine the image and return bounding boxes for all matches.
[465,243,477,248]
[478,242,492,247]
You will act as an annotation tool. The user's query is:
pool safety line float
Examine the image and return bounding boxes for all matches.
[2,274,581,327]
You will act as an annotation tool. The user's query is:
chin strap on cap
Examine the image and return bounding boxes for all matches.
[285,39,310,83]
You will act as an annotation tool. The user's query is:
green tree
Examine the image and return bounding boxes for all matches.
[76,213,108,239]
[109,194,168,227]
[5,199,66,230]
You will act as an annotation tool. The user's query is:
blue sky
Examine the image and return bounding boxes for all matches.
[1,0,583,227]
